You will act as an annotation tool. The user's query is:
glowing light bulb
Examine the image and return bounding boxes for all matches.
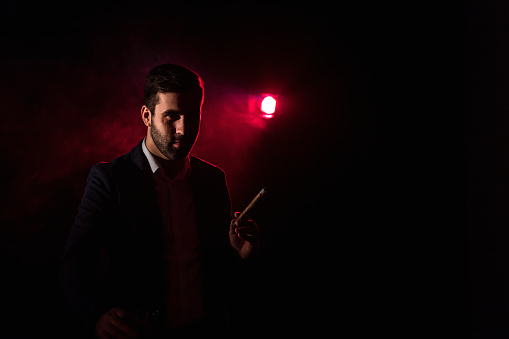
[260,95,277,114]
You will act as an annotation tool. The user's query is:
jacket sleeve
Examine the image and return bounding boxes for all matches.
[58,163,118,331]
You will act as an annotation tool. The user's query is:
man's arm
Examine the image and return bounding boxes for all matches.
[59,163,118,331]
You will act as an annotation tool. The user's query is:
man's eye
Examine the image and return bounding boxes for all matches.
[168,114,181,121]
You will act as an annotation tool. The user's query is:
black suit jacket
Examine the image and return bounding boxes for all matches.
[59,140,236,332]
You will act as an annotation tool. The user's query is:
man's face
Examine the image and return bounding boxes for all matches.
[147,91,202,161]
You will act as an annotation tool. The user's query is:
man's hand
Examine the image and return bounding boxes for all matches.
[95,307,141,339]
[229,212,260,260]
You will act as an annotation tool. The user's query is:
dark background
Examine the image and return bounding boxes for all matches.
[0,1,437,338]
[466,1,509,338]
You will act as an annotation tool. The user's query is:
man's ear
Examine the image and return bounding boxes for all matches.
[141,105,151,127]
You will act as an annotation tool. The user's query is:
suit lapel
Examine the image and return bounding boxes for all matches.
[115,140,162,231]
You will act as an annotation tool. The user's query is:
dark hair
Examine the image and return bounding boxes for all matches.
[143,64,204,114]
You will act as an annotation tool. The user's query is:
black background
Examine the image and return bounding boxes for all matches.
[467,1,509,337]
[0,1,444,337]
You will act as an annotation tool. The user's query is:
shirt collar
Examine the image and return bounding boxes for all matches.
[142,138,191,177]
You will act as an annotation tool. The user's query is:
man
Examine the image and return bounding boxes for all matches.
[59,64,260,338]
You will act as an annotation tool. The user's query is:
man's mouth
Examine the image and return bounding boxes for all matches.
[169,135,185,149]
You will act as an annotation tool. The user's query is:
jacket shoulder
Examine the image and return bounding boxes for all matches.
[86,147,145,191]
[190,156,225,176]
[89,153,131,175]
[93,140,145,170]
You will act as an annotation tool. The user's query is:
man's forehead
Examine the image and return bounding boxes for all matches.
[156,91,202,108]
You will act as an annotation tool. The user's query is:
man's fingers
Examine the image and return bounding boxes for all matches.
[231,213,260,244]
[115,308,128,318]
[235,226,259,240]
[229,213,260,259]
[103,321,132,339]
[235,225,254,233]
[232,212,255,226]
[109,315,137,339]
[97,308,138,339]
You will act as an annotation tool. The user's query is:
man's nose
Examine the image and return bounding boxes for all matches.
[173,115,185,135]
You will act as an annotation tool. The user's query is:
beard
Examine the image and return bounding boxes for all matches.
[150,125,189,161]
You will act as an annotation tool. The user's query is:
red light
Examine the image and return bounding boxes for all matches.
[260,95,277,114]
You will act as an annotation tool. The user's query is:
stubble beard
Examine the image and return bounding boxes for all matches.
[150,125,182,161]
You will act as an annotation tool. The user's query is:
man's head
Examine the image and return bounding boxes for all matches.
[141,64,204,161]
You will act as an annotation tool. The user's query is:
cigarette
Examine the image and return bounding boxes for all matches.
[236,187,266,222]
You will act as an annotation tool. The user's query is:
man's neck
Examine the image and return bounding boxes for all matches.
[145,134,187,179]
[153,153,187,180]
